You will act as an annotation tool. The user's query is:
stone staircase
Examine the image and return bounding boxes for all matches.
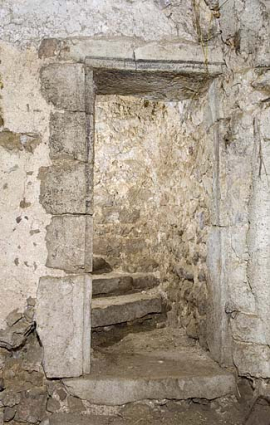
[91,257,164,330]
[59,257,237,414]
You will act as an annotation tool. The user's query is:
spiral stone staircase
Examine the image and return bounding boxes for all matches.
[58,257,236,411]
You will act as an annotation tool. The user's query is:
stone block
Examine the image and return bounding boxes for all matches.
[233,341,270,378]
[3,406,16,422]
[46,215,93,273]
[47,397,61,413]
[39,161,89,214]
[230,313,266,345]
[36,275,92,378]
[59,38,135,62]
[16,388,47,423]
[40,64,85,111]
[49,112,87,161]
[252,70,270,94]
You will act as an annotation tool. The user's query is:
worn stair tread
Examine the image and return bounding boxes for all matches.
[91,291,162,328]
[92,272,159,297]
[64,329,236,405]
[92,273,133,297]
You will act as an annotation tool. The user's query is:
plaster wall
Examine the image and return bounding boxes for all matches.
[0,0,212,47]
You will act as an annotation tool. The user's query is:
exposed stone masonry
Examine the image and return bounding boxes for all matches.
[0,305,93,423]
[2,1,270,420]
[94,94,212,344]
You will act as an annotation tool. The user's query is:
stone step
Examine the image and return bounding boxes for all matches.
[92,272,159,297]
[91,292,163,328]
[64,329,236,406]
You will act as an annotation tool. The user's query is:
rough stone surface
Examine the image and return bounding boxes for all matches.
[49,112,87,162]
[40,64,85,112]
[4,406,16,422]
[46,215,93,273]
[0,331,48,424]
[16,387,47,423]
[39,161,87,214]
[92,274,133,297]
[93,257,112,274]
[94,94,211,341]
[92,292,163,328]
[36,275,91,378]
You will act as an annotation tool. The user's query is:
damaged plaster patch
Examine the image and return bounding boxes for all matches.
[0,130,41,153]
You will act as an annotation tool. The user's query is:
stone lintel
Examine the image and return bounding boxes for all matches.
[84,57,221,100]
[39,37,224,74]
[86,56,222,76]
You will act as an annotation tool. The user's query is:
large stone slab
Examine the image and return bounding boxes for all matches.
[46,215,93,273]
[39,161,88,214]
[92,292,162,328]
[64,328,236,405]
[39,38,223,76]
[49,112,87,161]
[40,63,85,111]
[36,275,92,378]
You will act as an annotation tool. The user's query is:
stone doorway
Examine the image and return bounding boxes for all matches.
[36,47,231,386]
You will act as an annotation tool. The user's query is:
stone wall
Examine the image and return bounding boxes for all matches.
[1,0,270,385]
[204,0,270,377]
[94,94,213,343]
[0,0,216,335]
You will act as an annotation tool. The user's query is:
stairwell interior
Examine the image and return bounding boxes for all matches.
[64,65,236,405]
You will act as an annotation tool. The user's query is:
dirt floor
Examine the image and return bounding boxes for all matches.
[48,392,270,425]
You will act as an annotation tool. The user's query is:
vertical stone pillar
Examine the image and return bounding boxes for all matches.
[36,64,95,378]
[206,80,233,366]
